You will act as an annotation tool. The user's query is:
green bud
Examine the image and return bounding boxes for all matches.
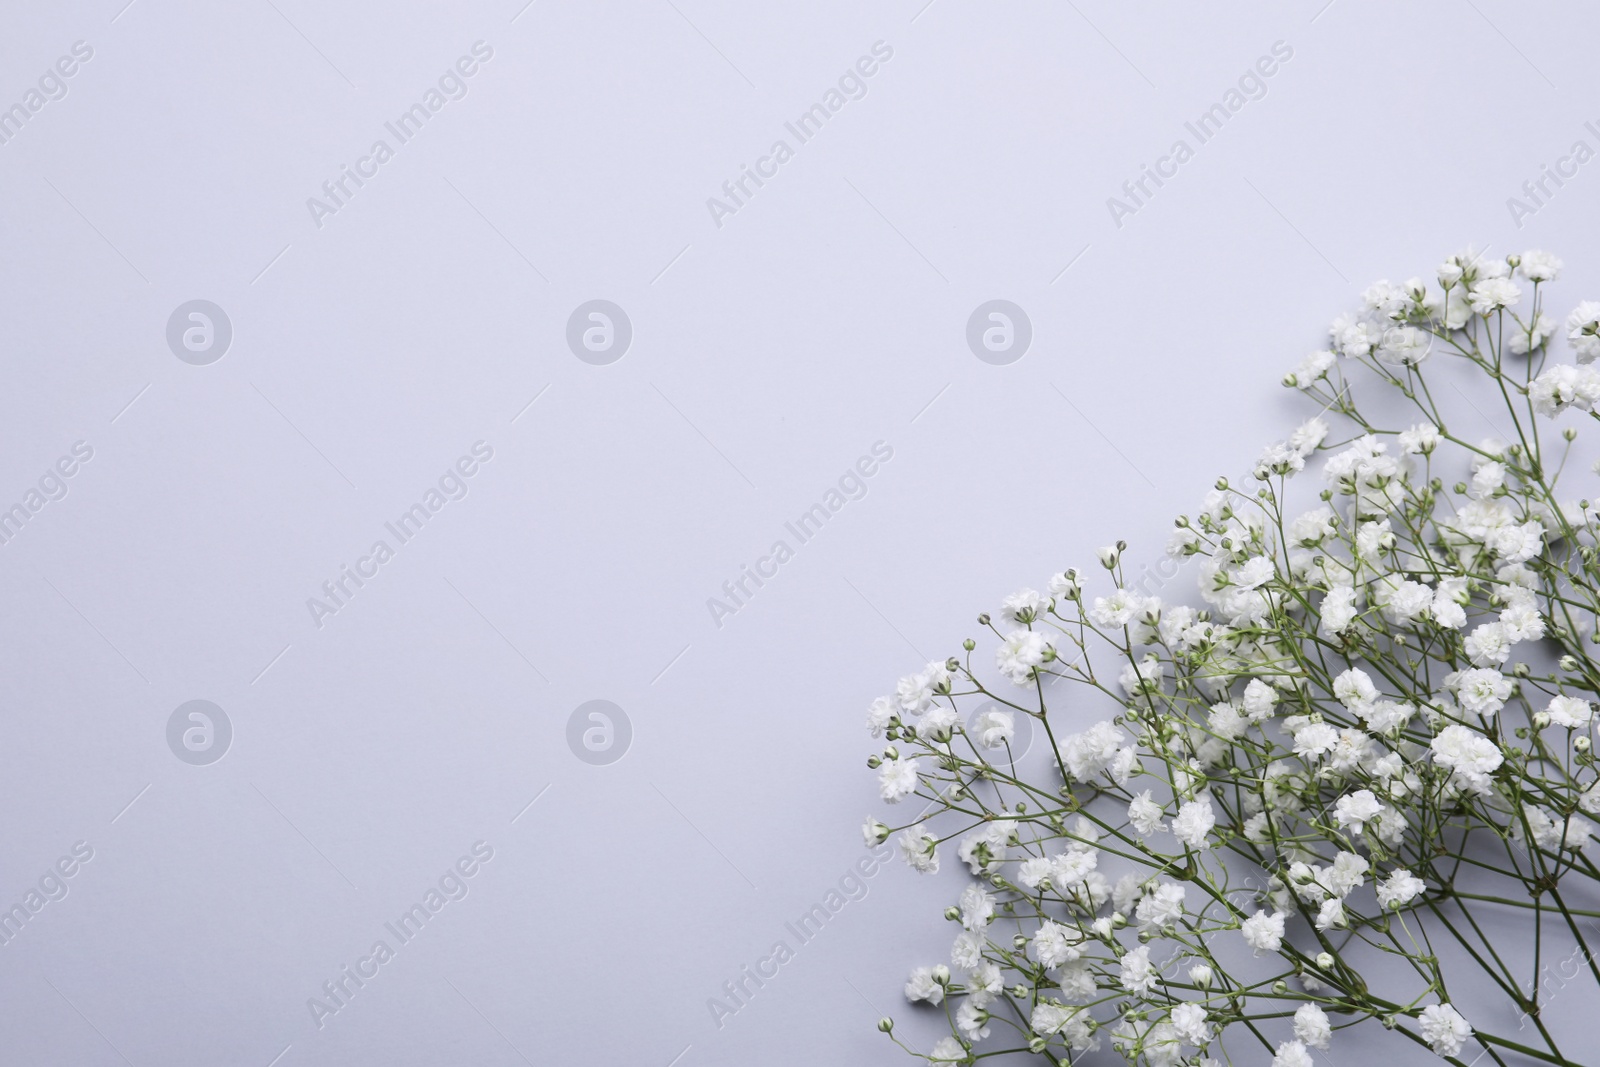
[877,1017,894,1033]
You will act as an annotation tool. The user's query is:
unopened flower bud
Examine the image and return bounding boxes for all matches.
[883,745,898,760]
[932,965,950,985]
[1029,1037,1048,1054]
[977,612,991,626]
[877,1017,894,1033]
[962,638,976,651]
[944,906,960,922]
[1577,737,1592,753]
[866,755,881,769]
[1189,964,1213,988]
[1272,980,1289,994]
[1534,711,1552,729]
[1014,934,1029,950]
[1561,655,1580,671]
[1097,545,1120,569]
[1316,952,1334,970]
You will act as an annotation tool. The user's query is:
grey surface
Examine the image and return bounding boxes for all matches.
[0,1,1597,1064]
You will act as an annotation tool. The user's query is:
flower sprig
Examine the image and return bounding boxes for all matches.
[864,247,1600,1067]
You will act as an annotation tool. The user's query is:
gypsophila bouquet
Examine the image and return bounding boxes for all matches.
[862,248,1600,1067]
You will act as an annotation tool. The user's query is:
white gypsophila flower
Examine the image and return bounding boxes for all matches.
[1128,790,1166,836]
[1432,725,1505,793]
[1050,848,1098,893]
[1169,1002,1210,1046]
[966,960,1002,1004]
[862,817,889,846]
[1509,312,1556,355]
[1378,325,1431,366]
[1463,622,1511,667]
[954,999,989,1042]
[1567,301,1600,362]
[1111,872,1144,915]
[1498,601,1545,643]
[898,828,939,873]
[1289,349,1336,386]
[905,966,944,1005]
[1294,1004,1332,1049]
[1530,363,1600,417]
[1320,585,1359,635]
[920,706,959,744]
[896,668,935,715]
[1377,868,1427,909]
[1167,526,1200,557]
[956,820,1014,875]
[959,883,995,931]
[1119,944,1156,996]
[971,708,1014,749]
[1334,789,1384,836]
[1172,797,1216,850]
[1135,881,1187,929]
[1469,277,1521,314]
[1047,569,1081,599]
[1327,851,1370,897]
[1240,910,1285,955]
[1489,521,1544,564]
[1520,249,1562,281]
[1257,441,1305,476]
[1418,1004,1472,1058]
[867,695,896,737]
[1314,898,1346,931]
[1453,668,1513,717]
[1017,857,1052,890]
[1241,678,1277,720]
[1581,782,1600,816]
[1377,578,1433,625]
[1032,919,1083,968]
[1207,701,1249,741]
[1272,1039,1314,1067]
[926,1035,965,1064]
[1090,587,1147,628]
[1001,588,1044,623]
[1289,416,1330,456]
[950,930,983,970]
[996,628,1051,685]
[1548,694,1593,727]
[1292,721,1340,761]
[1398,421,1441,454]
[879,757,920,802]
[1058,720,1129,782]
[1288,505,1337,546]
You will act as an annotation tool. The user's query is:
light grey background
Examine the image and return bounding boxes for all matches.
[1,1,1596,1063]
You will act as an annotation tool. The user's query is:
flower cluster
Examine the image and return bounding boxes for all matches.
[863,248,1600,1066]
